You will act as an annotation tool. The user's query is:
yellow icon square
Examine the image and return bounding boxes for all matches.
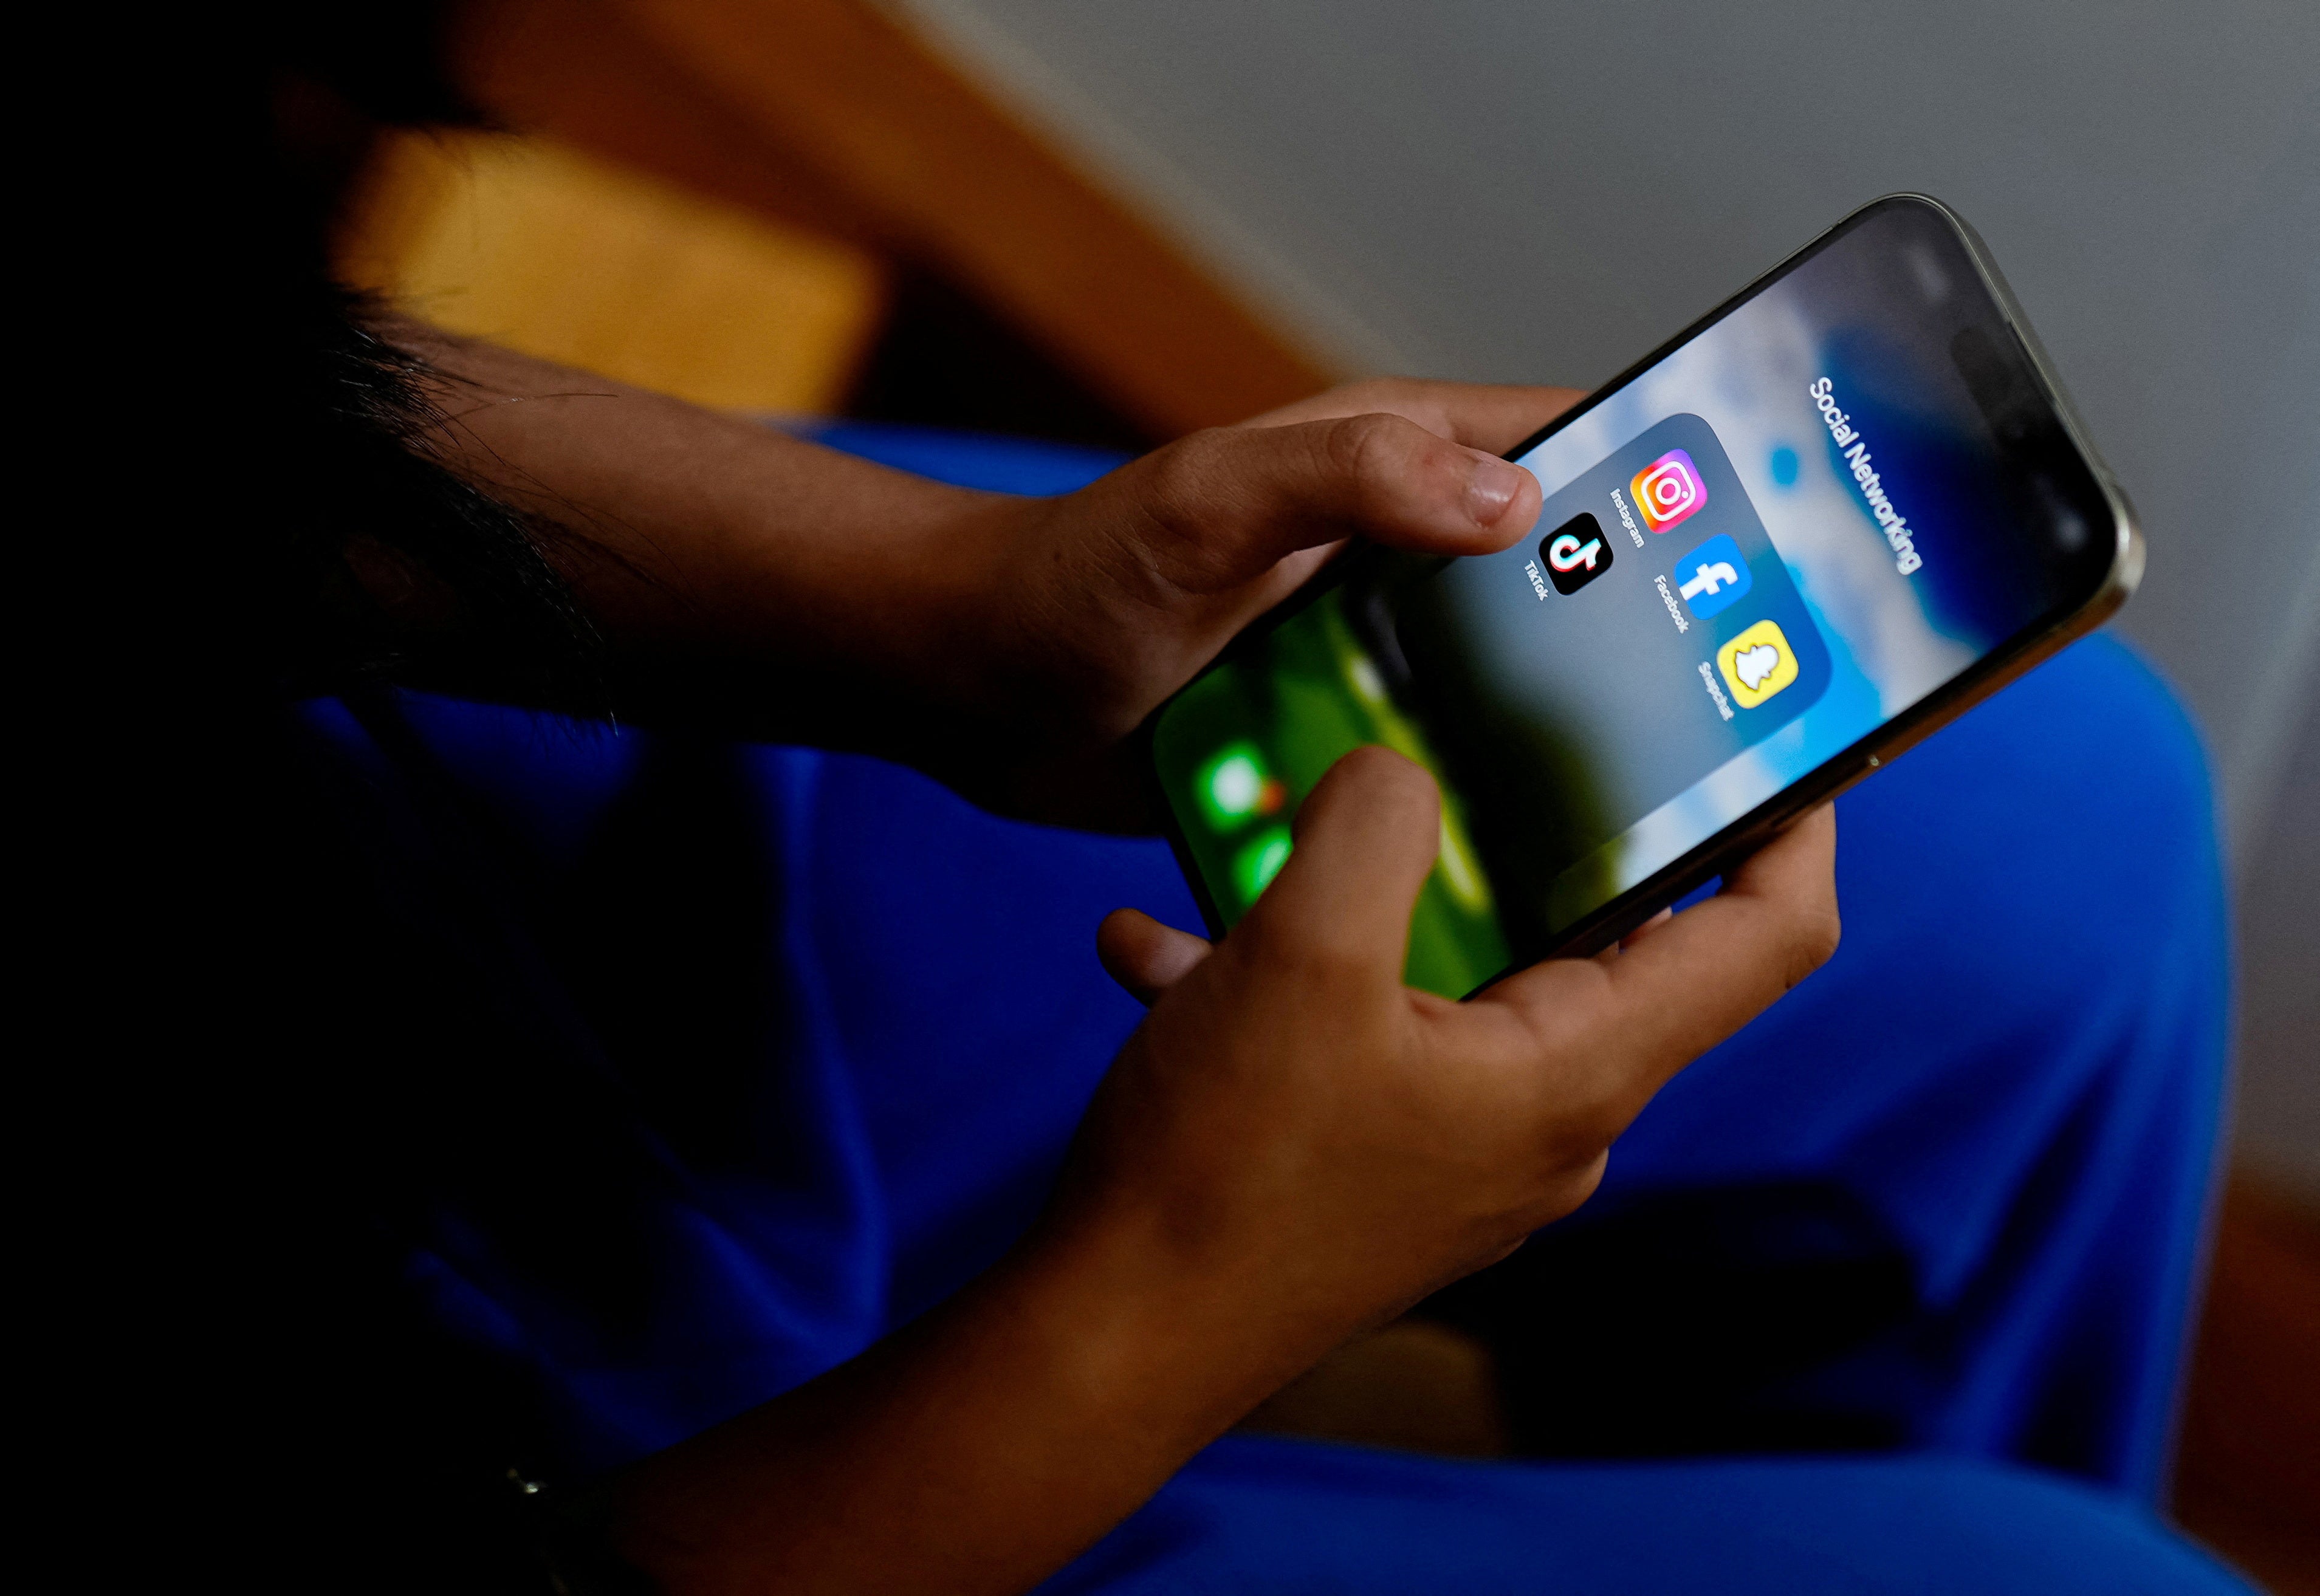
[1717,619,1801,708]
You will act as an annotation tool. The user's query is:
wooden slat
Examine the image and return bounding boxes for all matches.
[339,129,888,414]
[2174,1172,2320,1594]
[454,0,884,251]
[458,0,1334,434]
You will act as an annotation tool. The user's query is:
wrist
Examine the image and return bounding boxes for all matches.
[1001,1196,1350,1454]
[611,1197,1298,1595]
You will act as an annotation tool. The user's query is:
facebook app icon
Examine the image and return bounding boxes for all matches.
[1672,533,1753,620]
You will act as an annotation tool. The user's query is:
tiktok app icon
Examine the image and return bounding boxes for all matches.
[1540,512,1615,595]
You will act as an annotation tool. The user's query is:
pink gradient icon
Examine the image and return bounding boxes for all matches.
[1631,448,1707,532]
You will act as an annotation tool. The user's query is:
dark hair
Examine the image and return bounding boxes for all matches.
[35,19,652,1590]
[249,1,603,706]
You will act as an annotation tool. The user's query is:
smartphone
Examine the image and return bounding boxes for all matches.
[1148,193,2140,999]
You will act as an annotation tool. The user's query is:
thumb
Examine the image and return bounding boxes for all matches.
[1103,413,1543,596]
[1097,909,1213,1005]
[1238,745,1443,981]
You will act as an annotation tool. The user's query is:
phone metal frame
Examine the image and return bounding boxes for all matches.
[1150,193,2143,984]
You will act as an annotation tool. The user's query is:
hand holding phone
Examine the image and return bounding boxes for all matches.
[1052,744,1839,1399]
[900,381,1577,827]
[1149,196,2135,993]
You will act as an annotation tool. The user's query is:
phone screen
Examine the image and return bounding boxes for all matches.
[1153,197,2121,998]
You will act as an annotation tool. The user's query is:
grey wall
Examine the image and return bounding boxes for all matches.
[891,0,2319,1191]
[2238,693,2320,1195]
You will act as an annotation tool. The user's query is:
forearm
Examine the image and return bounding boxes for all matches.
[612,1211,1313,1595]
[365,329,1579,825]
[384,323,1035,761]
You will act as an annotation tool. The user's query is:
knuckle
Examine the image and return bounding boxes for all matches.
[1522,1045,1646,1156]
[1320,411,1409,494]
[1126,430,1249,578]
[1556,1089,1630,1156]
[1783,904,1844,987]
[1141,428,1230,521]
[1545,1152,1611,1218]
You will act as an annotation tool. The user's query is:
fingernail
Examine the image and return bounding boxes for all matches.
[1464,451,1528,526]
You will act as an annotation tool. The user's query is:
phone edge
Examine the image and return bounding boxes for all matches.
[1142,191,2145,982]
[1519,194,2144,968]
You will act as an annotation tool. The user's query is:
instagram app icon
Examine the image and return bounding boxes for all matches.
[1631,448,1707,533]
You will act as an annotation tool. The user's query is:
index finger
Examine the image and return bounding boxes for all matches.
[1239,745,1445,980]
[1241,378,1587,456]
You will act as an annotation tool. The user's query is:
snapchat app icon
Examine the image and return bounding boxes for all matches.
[1716,619,1802,709]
